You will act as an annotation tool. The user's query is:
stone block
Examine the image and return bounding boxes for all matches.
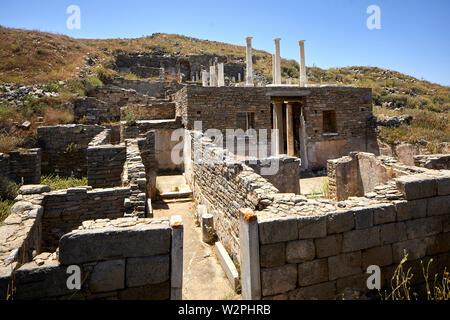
[260,243,285,268]
[372,204,396,225]
[380,222,407,245]
[436,176,450,195]
[13,261,73,299]
[126,255,169,287]
[89,259,125,293]
[118,282,170,300]
[392,238,429,263]
[288,281,336,300]
[286,239,315,263]
[351,207,373,229]
[336,273,368,294]
[426,232,450,255]
[427,195,450,216]
[405,217,442,240]
[395,174,437,200]
[261,264,297,296]
[315,234,342,258]
[59,224,171,264]
[342,227,380,252]
[297,215,326,239]
[362,245,393,269]
[258,217,298,244]
[297,259,329,287]
[326,210,354,234]
[328,251,362,280]
[395,199,427,221]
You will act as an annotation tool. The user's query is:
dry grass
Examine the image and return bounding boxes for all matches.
[0,26,103,85]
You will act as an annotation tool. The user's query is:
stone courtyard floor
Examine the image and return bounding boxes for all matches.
[152,200,241,300]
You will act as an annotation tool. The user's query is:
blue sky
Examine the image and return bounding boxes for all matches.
[1,0,449,86]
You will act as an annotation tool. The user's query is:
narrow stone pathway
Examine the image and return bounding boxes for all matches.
[152,200,241,300]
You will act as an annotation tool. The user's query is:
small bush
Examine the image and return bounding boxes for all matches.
[0,199,14,225]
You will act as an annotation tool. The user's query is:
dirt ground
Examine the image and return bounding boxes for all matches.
[152,200,241,300]
[300,176,328,195]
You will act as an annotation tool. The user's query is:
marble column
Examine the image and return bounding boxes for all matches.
[299,107,309,169]
[298,40,307,87]
[274,38,282,85]
[217,63,225,87]
[209,65,217,87]
[245,37,254,86]
[273,101,284,155]
[272,54,276,84]
[202,71,209,87]
[286,102,294,156]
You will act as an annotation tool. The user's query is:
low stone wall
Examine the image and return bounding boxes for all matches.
[122,139,148,217]
[73,97,117,125]
[414,154,450,170]
[2,216,182,300]
[256,171,450,300]
[0,148,41,185]
[121,100,176,121]
[246,156,301,194]
[37,124,105,177]
[41,187,131,251]
[111,77,184,99]
[87,144,126,188]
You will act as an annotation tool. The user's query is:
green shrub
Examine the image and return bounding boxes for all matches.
[40,174,87,190]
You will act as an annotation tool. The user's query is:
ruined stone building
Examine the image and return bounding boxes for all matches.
[0,37,448,300]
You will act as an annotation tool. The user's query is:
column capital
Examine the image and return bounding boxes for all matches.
[298,40,306,44]
[274,38,281,41]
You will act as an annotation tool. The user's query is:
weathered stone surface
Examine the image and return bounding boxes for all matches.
[286,239,315,263]
[13,261,73,299]
[342,227,380,252]
[297,259,329,287]
[260,243,285,268]
[436,176,450,196]
[258,217,298,244]
[336,273,367,294]
[89,259,125,293]
[392,238,429,263]
[362,245,393,269]
[19,185,51,195]
[395,174,437,200]
[326,211,354,234]
[315,234,342,258]
[118,281,170,300]
[426,232,450,255]
[126,255,169,287]
[380,222,407,245]
[427,195,450,216]
[395,199,427,221]
[261,264,297,296]
[405,217,442,240]
[297,215,326,239]
[372,204,396,225]
[351,207,373,229]
[59,224,171,264]
[328,251,362,280]
[288,281,336,300]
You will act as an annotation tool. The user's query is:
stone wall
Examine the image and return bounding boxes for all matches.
[414,154,450,170]
[2,216,180,300]
[0,148,41,185]
[189,133,279,263]
[122,139,148,217]
[40,187,131,251]
[37,125,105,178]
[111,78,184,99]
[87,144,126,188]
[120,100,176,121]
[246,156,301,194]
[73,97,116,125]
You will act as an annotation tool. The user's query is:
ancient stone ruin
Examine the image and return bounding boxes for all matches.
[0,37,448,300]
